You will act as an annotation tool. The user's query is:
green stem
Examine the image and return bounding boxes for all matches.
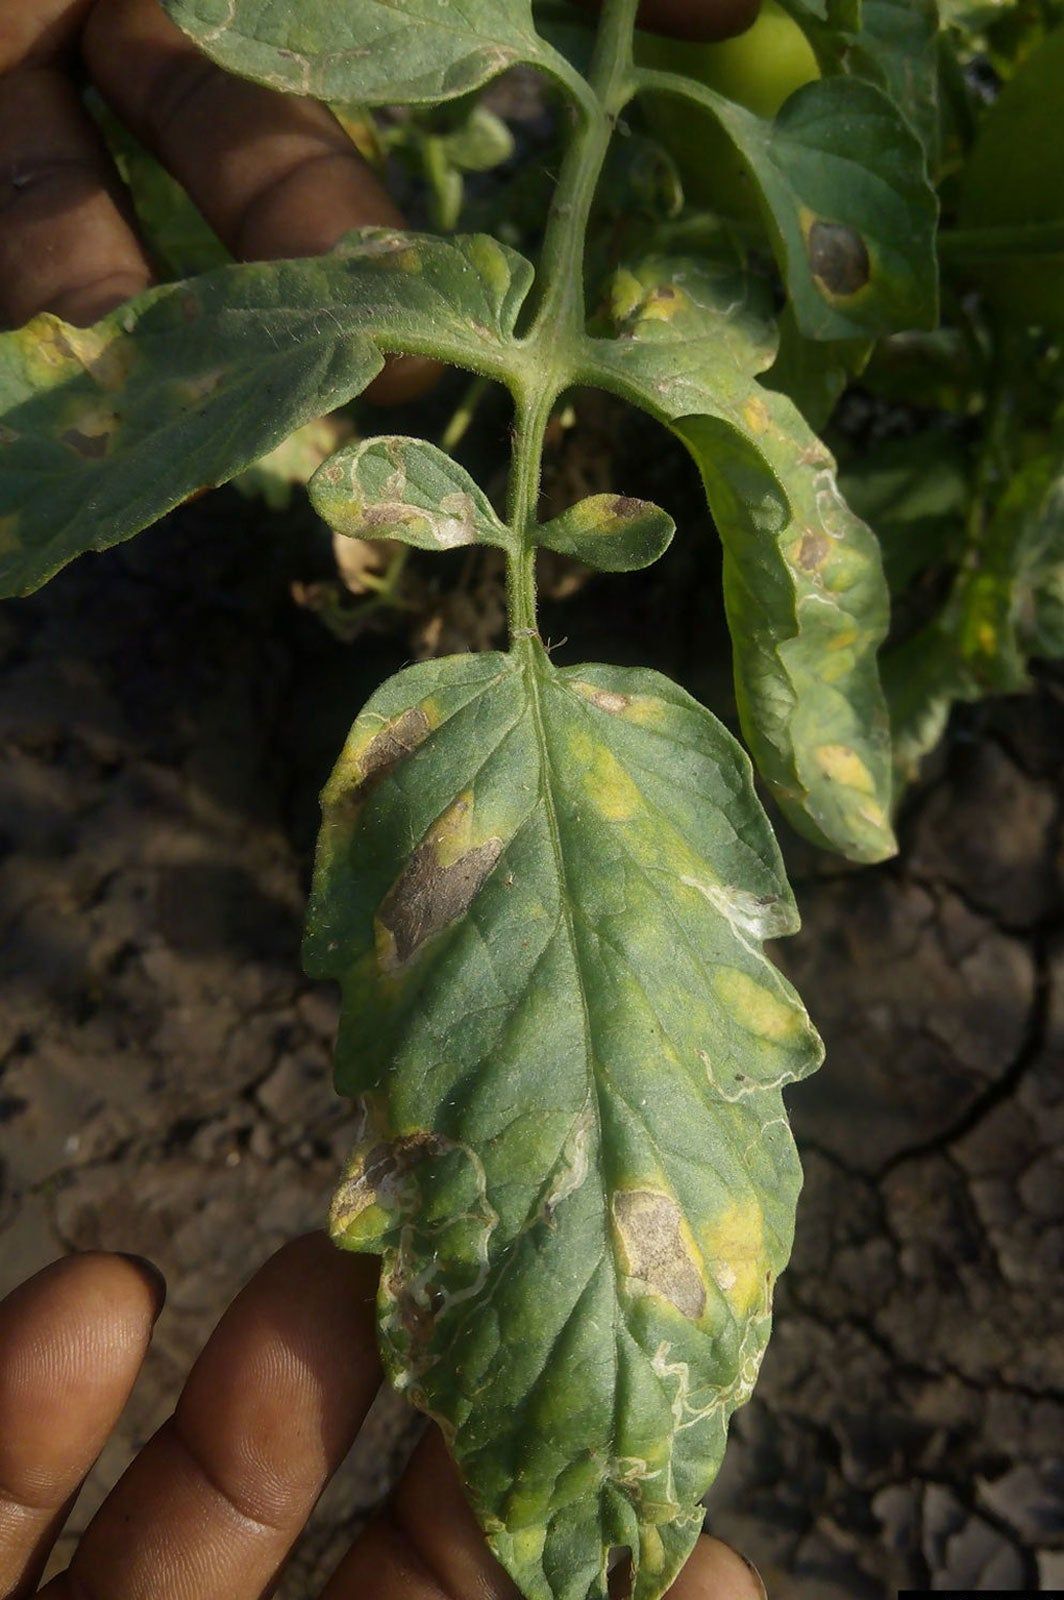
[503,0,640,641]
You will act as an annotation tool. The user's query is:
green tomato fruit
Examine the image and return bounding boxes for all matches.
[958,26,1064,332]
[637,0,820,217]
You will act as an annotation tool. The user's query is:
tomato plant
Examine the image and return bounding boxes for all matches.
[0,2,1060,1598]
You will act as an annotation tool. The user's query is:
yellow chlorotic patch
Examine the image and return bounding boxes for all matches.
[814,743,876,795]
[640,1525,666,1574]
[713,967,803,1044]
[569,729,642,822]
[976,620,997,655]
[0,514,20,556]
[742,396,771,435]
[505,1526,548,1569]
[702,1197,767,1319]
[640,282,689,322]
[610,269,646,324]
[29,318,137,392]
[619,694,670,730]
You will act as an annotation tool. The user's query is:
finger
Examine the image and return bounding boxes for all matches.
[0,1,94,72]
[43,1234,382,1600]
[320,1427,520,1600]
[576,0,761,42]
[0,67,153,326]
[671,1536,767,1598]
[0,1252,163,1600]
[83,0,434,402]
[325,1425,766,1600]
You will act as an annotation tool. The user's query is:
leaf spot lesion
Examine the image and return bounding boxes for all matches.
[613,1189,707,1320]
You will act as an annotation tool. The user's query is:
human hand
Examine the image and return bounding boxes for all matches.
[0,0,757,398]
[0,1236,767,1599]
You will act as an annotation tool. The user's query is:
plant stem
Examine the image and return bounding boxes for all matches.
[503,0,640,641]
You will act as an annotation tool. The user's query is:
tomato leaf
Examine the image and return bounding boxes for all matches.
[587,257,897,863]
[0,230,534,597]
[162,0,551,104]
[305,645,821,1600]
[311,436,512,554]
[634,70,938,340]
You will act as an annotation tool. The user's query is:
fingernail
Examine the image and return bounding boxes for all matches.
[117,1253,167,1318]
[739,1552,768,1599]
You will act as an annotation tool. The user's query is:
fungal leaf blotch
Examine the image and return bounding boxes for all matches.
[311,435,511,554]
[807,220,871,297]
[614,1190,707,1320]
[0,230,536,597]
[538,493,675,572]
[634,73,936,339]
[590,258,896,863]
[306,646,820,1600]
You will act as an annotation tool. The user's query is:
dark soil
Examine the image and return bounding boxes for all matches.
[1,466,1061,1595]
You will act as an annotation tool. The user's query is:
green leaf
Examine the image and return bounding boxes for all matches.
[587,257,897,863]
[311,435,511,553]
[839,433,969,591]
[957,25,1064,331]
[305,644,821,1600]
[796,0,941,166]
[538,495,675,571]
[634,71,938,340]
[163,0,550,105]
[0,229,534,597]
[885,446,1064,790]
[764,302,870,429]
[442,106,516,172]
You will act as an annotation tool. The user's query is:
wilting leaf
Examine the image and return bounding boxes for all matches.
[538,494,675,571]
[163,0,550,105]
[305,645,822,1600]
[634,70,937,340]
[587,257,896,862]
[0,230,534,596]
[311,436,511,553]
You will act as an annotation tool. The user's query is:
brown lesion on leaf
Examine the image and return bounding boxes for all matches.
[613,1189,707,1320]
[806,220,871,298]
[793,528,831,573]
[378,797,503,970]
[609,496,643,521]
[570,680,631,715]
[356,707,432,795]
[59,404,119,460]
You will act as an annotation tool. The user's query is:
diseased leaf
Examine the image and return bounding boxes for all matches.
[538,494,675,571]
[311,436,511,553]
[635,70,937,340]
[305,644,821,1600]
[586,257,896,862]
[163,0,549,105]
[0,229,534,597]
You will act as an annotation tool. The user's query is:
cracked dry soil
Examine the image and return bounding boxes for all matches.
[0,498,1061,1598]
